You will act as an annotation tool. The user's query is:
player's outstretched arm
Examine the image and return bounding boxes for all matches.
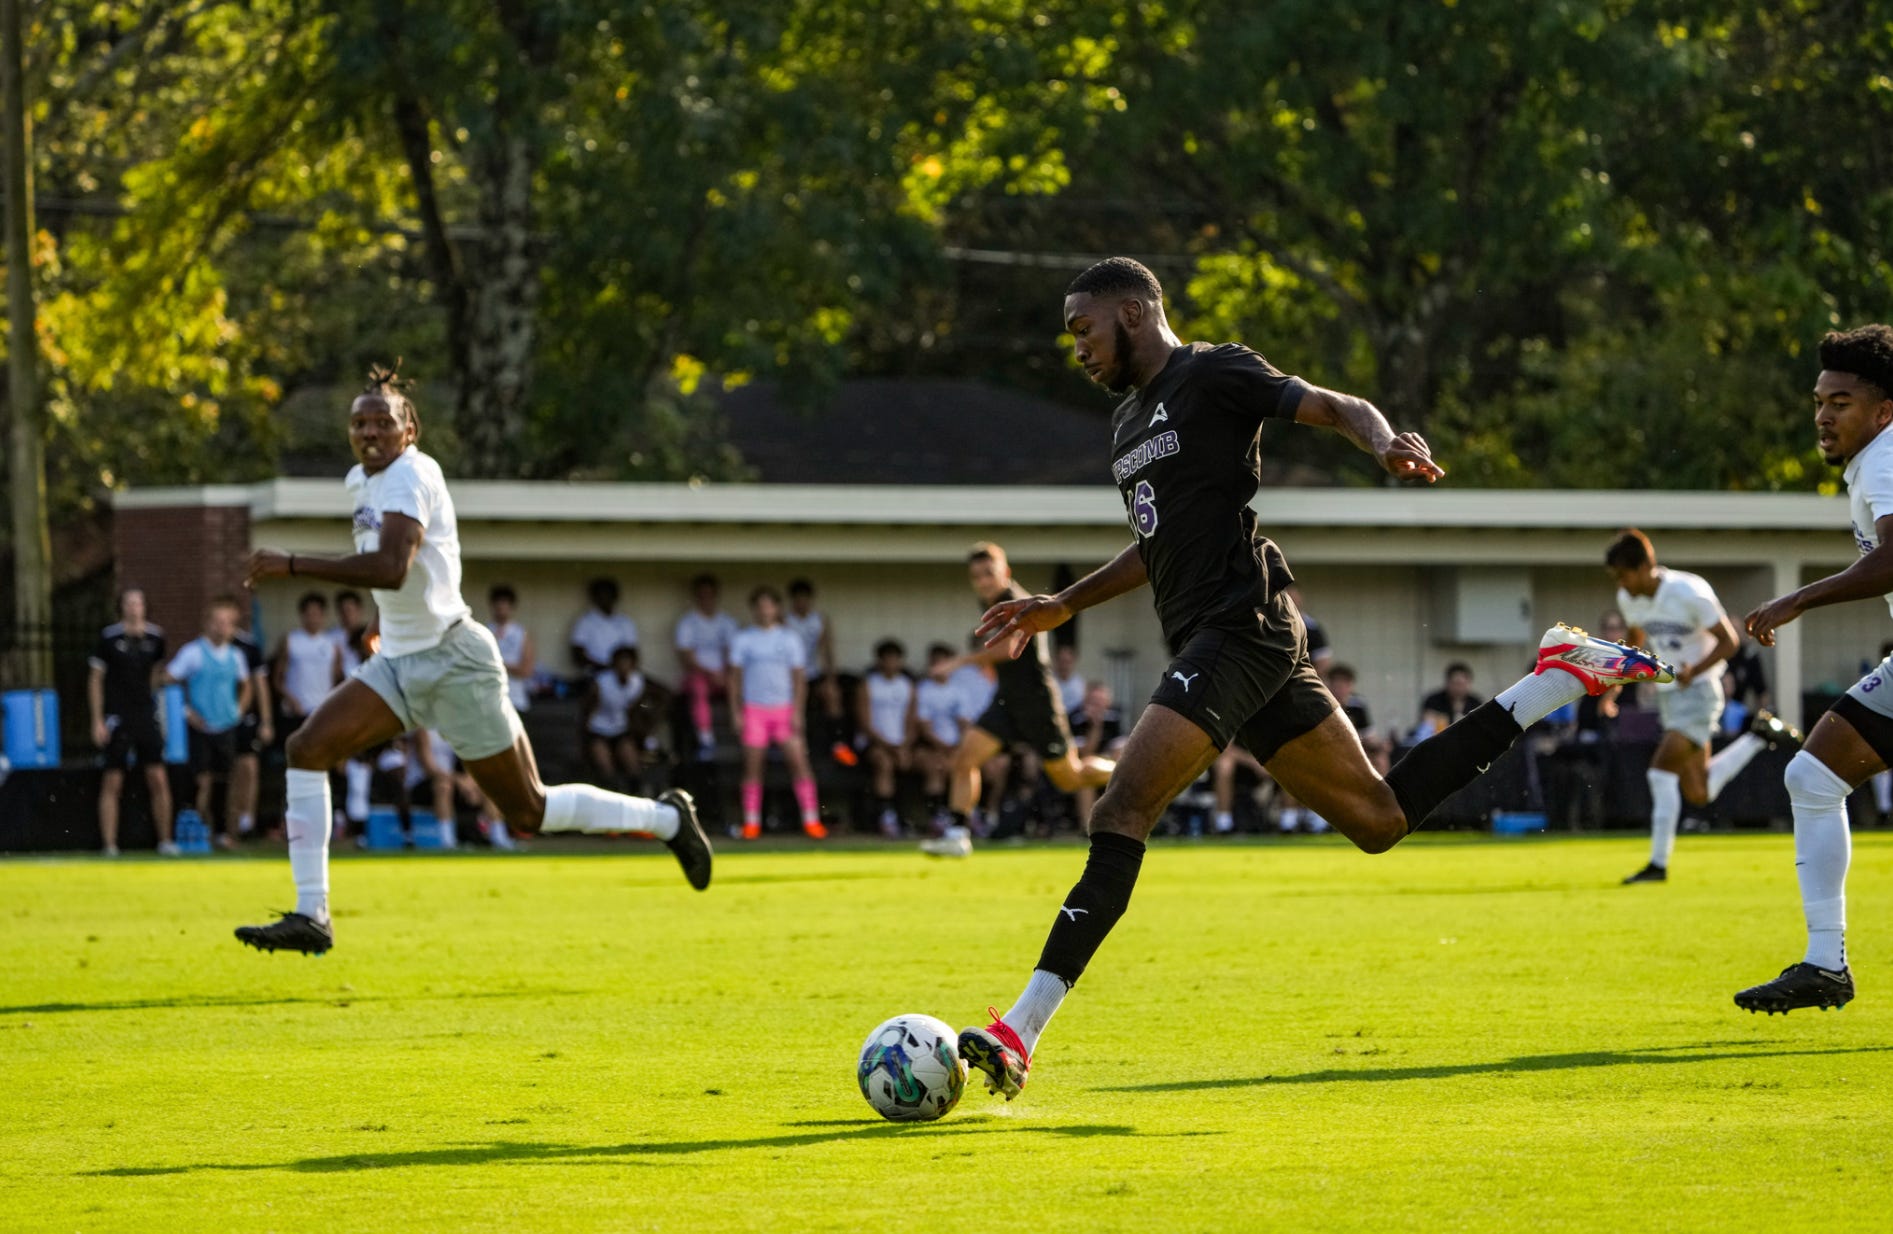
[1747,512,1893,645]
[1293,385,1445,483]
[975,543,1148,659]
[245,513,424,592]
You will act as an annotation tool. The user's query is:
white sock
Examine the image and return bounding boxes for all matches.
[1278,807,1300,831]
[1706,733,1766,800]
[1785,751,1852,970]
[286,768,331,923]
[1874,770,1892,815]
[1646,768,1681,869]
[1003,969,1070,1056]
[237,812,255,835]
[1496,670,1587,729]
[541,784,680,839]
[1213,810,1234,833]
[345,760,371,821]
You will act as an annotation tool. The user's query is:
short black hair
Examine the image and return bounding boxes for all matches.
[1444,662,1473,681]
[967,541,1006,567]
[874,638,905,660]
[116,585,144,613]
[1328,663,1357,683]
[335,589,363,607]
[1067,256,1164,304]
[361,360,419,434]
[788,578,814,597]
[691,573,719,591]
[750,584,782,608]
[490,583,517,605]
[1605,529,1654,571]
[298,591,328,612]
[611,644,640,664]
[927,642,954,660]
[1819,324,1893,400]
[588,577,618,604]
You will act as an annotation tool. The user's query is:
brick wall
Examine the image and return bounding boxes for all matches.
[111,504,253,641]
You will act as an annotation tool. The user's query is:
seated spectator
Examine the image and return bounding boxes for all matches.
[913,644,962,828]
[487,584,535,712]
[1069,681,1125,828]
[165,596,253,851]
[1326,663,1373,733]
[785,578,852,765]
[730,585,825,840]
[570,577,639,674]
[585,646,649,792]
[1417,661,1483,738]
[1052,645,1087,719]
[675,573,739,758]
[90,586,176,856]
[1287,584,1334,670]
[857,639,916,836]
[1212,744,1267,836]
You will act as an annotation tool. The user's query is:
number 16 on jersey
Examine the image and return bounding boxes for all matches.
[1127,480,1159,538]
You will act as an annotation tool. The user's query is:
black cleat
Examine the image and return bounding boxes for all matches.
[661,788,713,890]
[235,911,333,956]
[1621,863,1668,884]
[1734,962,1854,1014]
[1748,709,1804,750]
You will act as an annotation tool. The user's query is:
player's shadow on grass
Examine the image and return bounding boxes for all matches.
[1099,1042,1893,1093]
[84,1120,1216,1176]
[1,989,582,1017]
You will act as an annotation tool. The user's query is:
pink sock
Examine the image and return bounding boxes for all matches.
[793,777,820,824]
[688,671,714,735]
[742,781,763,826]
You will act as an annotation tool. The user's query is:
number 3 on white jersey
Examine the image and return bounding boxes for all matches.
[1127,479,1159,538]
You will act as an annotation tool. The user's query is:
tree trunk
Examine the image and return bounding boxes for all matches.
[2,0,52,683]
[456,128,538,477]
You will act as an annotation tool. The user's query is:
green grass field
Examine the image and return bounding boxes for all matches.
[5,832,1888,1233]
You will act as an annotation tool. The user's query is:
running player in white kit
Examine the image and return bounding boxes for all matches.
[1606,529,1802,884]
[1738,325,1893,1013]
[235,367,712,954]
[729,586,826,839]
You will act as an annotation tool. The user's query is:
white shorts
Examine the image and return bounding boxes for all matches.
[356,621,523,762]
[1656,675,1725,745]
[1846,653,1893,720]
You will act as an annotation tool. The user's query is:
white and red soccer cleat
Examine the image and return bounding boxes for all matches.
[1534,623,1674,696]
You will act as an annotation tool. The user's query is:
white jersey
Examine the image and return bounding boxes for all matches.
[587,668,646,738]
[346,446,471,658]
[675,609,739,673]
[1846,424,1893,620]
[570,609,639,667]
[283,627,340,714]
[488,619,532,711]
[916,678,961,746]
[1055,671,1087,718]
[729,624,805,707]
[948,663,997,723]
[326,625,364,675]
[1617,567,1728,690]
[865,671,915,745]
[783,610,827,679]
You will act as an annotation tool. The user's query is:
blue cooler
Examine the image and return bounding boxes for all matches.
[364,806,407,850]
[174,808,211,854]
[1491,810,1547,835]
[161,684,189,765]
[408,808,452,850]
[2,689,60,769]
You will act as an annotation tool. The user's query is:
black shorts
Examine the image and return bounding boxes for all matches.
[190,727,240,776]
[1147,591,1338,762]
[237,715,265,756]
[975,687,1073,760]
[102,716,164,769]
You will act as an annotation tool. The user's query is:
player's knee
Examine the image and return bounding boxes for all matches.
[284,726,329,770]
[499,789,546,831]
[1335,798,1406,855]
[1784,749,1851,806]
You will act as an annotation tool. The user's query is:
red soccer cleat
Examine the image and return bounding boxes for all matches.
[1533,623,1674,697]
[958,1008,1031,1100]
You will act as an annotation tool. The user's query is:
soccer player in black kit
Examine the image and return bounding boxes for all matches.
[954,258,1677,1101]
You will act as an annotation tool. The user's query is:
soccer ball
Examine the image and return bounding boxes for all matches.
[857,1014,967,1122]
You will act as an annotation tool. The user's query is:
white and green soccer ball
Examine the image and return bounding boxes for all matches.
[857,1014,967,1122]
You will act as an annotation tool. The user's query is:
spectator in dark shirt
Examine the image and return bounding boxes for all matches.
[88,587,176,856]
[1418,662,1483,737]
[1326,663,1373,733]
[1286,584,1333,670]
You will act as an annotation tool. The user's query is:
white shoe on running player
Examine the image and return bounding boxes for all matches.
[1533,624,1674,696]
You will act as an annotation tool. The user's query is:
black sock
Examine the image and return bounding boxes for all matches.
[1385,700,1523,831]
[948,809,969,830]
[1034,831,1147,985]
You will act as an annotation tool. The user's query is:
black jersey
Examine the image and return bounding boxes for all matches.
[1109,342,1309,650]
[988,582,1059,708]
[90,623,167,722]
